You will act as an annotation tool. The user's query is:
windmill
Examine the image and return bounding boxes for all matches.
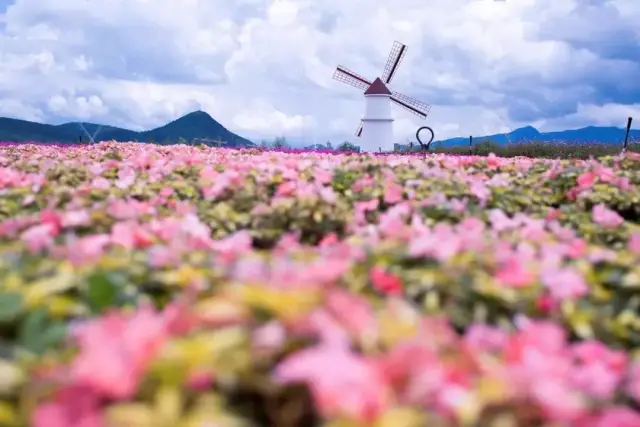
[77,123,103,144]
[333,41,431,152]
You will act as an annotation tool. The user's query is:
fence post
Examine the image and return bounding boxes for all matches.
[469,136,473,155]
[623,117,633,153]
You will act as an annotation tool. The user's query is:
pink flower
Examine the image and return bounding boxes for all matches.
[110,221,154,250]
[324,289,377,341]
[540,266,589,301]
[352,175,374,192]
[296,309,350,347]
[318,233,339,247]
[115,167,136,189]
[274,344,391,422]
[570,340,627,400]
[407,228,462,261]
[627,361,640,403]
[66,234,111,266]
[40,209,62,231]
[32,386,103,427]
[587,407,640,427]
[535,292,556,313]
[495,257,535,288]
[378,339,449,404]
[147,244,180,267]
[60,210,91,228]
[505,321,567,364]
[469,180,490,204]
[383,180,403,204]
[546,208,561,221]
[211,230,253,261]
[319,186,337,203]
[488,209,516,232]
[90,177,110,190]
[252,320,287,352]
[577,171,596,189]
[628,232,640,254]
[186,370,215,391]
[378,212,408,239]
[370,266,403,296]
[592,204,624,228]
[21,223,57,253]
[597,166,615,182]
[313,168,333,185]
[530,379,586,422]
[70,305,168,399]
[276,181,296,197]
[566,238,587,259]
[464,324,508,352]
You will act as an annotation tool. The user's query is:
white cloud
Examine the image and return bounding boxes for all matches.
[0,0,639,145]
[232,98,309,133]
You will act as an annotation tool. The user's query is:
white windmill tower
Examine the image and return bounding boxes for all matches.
[333,41,431,152]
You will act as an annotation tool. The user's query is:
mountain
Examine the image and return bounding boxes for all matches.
[433,125,640,147]
[0,110,254,146]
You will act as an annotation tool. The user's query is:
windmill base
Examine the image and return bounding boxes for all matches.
[360,120,394,152]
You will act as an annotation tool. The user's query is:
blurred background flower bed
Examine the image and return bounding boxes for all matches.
[1,142,640,427]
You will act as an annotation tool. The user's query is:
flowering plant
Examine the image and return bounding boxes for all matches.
[0,143,639,426]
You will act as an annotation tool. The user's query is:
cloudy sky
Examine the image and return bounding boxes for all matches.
[1,0,640,145]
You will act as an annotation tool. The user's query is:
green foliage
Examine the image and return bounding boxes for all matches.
[271,136,289,149]
[85,271,121,314]
[17,308,66,356]
[433,140,640,159]
[336,141,359,152]
[0,293,23,323]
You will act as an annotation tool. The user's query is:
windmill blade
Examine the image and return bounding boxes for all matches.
[91,125,103,143]
[390,91,431,119]
[333,65,372,91]
[78,122,95,143]
[381,41,407,84]
[355,121,363,137]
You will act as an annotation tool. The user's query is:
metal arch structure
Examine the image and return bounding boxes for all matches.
[332,41,431,138]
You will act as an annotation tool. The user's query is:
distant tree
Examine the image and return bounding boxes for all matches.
[272,136,289,149]
[259,140,270,149]
[326,141,333,150]
[177,137,187,145]
[337,141,359,152]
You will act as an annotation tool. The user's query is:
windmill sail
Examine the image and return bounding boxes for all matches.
[381,41,407,84]
[390,91,430,119]
[355,121,363,137]
[333,65,372,91]
[77,123,103,144]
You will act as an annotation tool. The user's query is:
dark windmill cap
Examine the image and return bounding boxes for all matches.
[364,77,392,95]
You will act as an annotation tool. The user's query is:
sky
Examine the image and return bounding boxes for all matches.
[1,0,640,145]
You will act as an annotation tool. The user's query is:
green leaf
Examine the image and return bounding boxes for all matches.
[37,322,67,350]
[86,271,119,313]
[17,308,47,354]
[17,308,66,355]
[0,293,22,323]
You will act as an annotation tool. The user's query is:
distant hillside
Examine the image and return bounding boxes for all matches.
[0,111,254,146]
[433,125,640,147]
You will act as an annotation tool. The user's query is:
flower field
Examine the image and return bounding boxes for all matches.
[1,142,640,426]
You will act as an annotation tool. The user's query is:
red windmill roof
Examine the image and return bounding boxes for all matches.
[364,77,392,95]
